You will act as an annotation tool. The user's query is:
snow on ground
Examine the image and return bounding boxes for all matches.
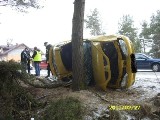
[14,70,160,119]
[133,71,160,101]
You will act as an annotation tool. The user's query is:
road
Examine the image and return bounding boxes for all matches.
[30,69,160,80]
[136,71,160,79]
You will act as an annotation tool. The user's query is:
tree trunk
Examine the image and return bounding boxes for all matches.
[72,0,86,91]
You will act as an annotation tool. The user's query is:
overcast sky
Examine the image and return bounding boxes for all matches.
[0,0,160,51]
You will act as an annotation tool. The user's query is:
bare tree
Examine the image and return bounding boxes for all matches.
[72,0,86,91]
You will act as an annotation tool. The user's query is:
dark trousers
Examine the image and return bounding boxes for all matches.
[21,61,30,74]
[27,60,30,74]
[21,62,27,72]
[47,63,51,76]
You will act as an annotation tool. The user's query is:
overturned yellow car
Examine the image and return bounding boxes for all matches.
[49,35,137,91]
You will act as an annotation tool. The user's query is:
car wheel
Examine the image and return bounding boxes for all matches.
[152,63,160,72]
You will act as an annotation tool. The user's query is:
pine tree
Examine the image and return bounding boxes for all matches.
[85,8,105,36]
[149,10,160,57]
[118,15,141,53]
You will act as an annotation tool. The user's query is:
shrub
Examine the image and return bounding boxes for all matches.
[43,97,82,120]
[0,60,40,119]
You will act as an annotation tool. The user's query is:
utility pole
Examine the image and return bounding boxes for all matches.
[141,38,146,53]
[139,38,153,53]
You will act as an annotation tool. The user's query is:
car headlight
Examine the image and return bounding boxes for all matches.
[121,73,128,88]
[119,40,128,56]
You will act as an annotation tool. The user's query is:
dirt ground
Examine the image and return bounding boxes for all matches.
[25,72,160,120]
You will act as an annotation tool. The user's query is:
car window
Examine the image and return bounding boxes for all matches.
[135,54,150,59]
[143,54,153,59]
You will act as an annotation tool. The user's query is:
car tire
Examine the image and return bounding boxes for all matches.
[152,63,160,72]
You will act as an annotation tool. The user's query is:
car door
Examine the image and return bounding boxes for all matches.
[136,54,151,69]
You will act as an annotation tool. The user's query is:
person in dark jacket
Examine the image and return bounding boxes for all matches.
[32,47,42,76]
[21,47,31,73]
[44,42,52,78]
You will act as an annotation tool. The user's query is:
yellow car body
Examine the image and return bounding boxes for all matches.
[49,41,72,80]
[89,35,136,90]
[49,35,137,90]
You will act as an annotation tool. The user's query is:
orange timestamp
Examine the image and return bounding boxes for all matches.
[109,105,141,110]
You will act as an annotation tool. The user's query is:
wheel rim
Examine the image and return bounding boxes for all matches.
[152,64,159,72]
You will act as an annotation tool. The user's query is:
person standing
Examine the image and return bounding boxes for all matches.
[25,48,31,74]
[44,42,52,78]
[32,47,42,76]
[21,47,31,73]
